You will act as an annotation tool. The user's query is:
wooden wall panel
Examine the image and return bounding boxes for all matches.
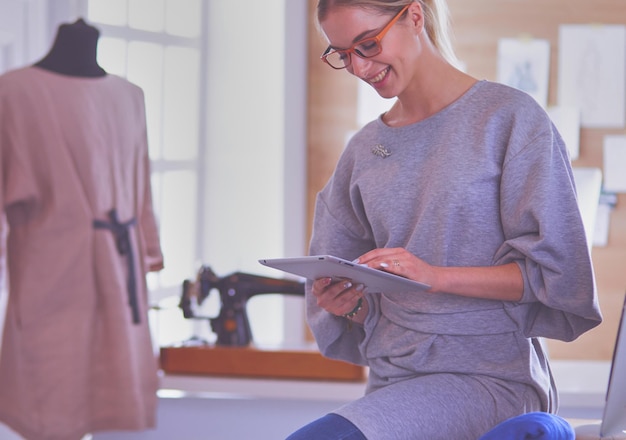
[445,0,626,360]
[306,0,360,242]
[306,0,626,360]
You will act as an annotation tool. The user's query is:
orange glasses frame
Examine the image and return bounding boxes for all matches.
[321,3,411,69]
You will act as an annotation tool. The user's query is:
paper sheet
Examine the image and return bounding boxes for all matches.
[548,106,581,160]
[593,203,611,247]
[572,167,603,249]
[558,24,626,128]
[603,135,626,193]
[497,37,550,108]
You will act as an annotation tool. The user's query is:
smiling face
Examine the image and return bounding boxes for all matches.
[320,3,426,99]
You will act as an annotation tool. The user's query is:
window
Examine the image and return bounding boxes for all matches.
[83,0,308,348]
[86,0,207,346]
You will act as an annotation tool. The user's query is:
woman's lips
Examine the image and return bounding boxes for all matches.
[370,66,390,84]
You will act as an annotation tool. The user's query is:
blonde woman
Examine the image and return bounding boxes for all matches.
[286,0,602,439]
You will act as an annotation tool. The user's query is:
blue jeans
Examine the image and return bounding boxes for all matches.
[286,413,367,440]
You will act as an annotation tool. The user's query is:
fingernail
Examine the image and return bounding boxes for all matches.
[380,262,389,268]
[352,258,360,263]
[355,284,364,292]
[343,281,352,289]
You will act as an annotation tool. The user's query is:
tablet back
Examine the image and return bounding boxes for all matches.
[259,255,430,294]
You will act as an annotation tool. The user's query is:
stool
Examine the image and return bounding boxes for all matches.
[575,422,626,440]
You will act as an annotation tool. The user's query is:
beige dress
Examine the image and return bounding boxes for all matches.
[0,66,164,440]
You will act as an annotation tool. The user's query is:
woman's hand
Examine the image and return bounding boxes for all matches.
[355,248,524,301]
[355,247,437,292]
[311,277,367,324]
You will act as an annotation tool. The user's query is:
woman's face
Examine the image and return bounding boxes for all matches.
[320,4,423,99]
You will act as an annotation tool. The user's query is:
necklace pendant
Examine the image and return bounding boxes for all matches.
[371,144,391,158]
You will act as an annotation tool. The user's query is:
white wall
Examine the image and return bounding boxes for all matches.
[0,0,51,73]
[281,0,309,345]
[201,0,307,344]
[203,0,287,271]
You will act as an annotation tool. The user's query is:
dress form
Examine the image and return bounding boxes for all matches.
[34,18,107,78]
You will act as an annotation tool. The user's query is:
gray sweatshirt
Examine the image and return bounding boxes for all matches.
[307,81,602,416]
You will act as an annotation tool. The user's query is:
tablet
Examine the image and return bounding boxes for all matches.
[258,255,430,294]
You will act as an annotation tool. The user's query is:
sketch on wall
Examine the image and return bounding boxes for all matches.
[497,37,550,108]
[558,24,626,128]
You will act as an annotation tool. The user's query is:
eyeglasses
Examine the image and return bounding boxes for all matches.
[321,4,410,70]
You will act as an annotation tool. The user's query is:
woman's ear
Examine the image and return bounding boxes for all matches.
[407,1,425,34]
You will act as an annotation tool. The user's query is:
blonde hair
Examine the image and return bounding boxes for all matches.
[316,0,460,67]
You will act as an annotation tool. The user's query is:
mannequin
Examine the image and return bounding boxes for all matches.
[0,15,164,438]
[34,18,107,77]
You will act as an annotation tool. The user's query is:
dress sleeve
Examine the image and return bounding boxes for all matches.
[306,195,371,365]
[306,155,377,365]
[138,147,163,273]
[494,123,602,341]
[0,84,41,295]
[0,96,40,224]
[133,92,163,273]
[0,96,4,284]
[0,115,5,293]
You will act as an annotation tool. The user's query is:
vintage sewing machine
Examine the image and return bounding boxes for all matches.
[159,265,365,381]
[179,265,305,346]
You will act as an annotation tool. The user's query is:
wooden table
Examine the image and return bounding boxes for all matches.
[160,344,366,382]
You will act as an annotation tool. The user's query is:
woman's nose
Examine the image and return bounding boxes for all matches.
[348,55,372,78]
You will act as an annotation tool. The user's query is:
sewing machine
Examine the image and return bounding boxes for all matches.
[179,266,305,346]
[159,266,365,381]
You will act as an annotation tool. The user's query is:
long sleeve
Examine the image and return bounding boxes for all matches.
[134,95,163,273]
[495,120,601,341]
[307,192,372,365]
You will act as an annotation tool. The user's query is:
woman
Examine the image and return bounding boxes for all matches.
[286,0,603,439]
